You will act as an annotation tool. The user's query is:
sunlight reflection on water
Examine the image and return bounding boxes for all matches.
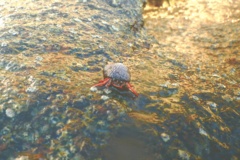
[0,18,4,27]
[0,0,239,159]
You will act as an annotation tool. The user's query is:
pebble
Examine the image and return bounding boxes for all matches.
[107,111,114,121]
[199,127,208,136]
[128,43,133,47]
[8,29,18,35]
[96,90,103,94]
[101,20,109,24]
[15,156,29,160]
[200,76,206,81]
[99,45,104,49]
[1,127,10,135]
[159,82,169,88]
[50,117,59,124]
[207,101,217,110]
[217,83,226,89]
[103,88,112,94]
[73,18,82,22]
[91,35,102,38]
[26,86,37,93]
[101,95,109,101]
[1,42,8,47]
[161,133,170,142]
[192,95,200,101]
[157,52,164,57]
[230,68,236,74]
[111,25,119,31]
[212,74,221,78]
[169,83,179,88]
[90,86,97,92]
[5,108,15,118]
[56,94,64,100]
[78,0,88,2]
[35,56,43,62]
[178,149,190,160]
[0,18,4,27]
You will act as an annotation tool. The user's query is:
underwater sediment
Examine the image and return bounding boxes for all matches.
[0,0,240,159]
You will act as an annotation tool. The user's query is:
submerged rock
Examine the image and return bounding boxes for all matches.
[0,0,239,159]
[199,127,208,137]
[159,82,179,97]
[161,132,170,142]
[0,0,149,159]
[178,150,190,160]
[5,108,15,118]
[101,95,110,101]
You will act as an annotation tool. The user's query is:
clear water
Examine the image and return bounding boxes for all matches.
[0,0,239,159]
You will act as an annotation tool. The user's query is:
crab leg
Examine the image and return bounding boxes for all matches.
[93,78,111,87]
[105,78,112,87]
[126,82,138,97]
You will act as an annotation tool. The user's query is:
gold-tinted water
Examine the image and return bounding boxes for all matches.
[0,0,240,159]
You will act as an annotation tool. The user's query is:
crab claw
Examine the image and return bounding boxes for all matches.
[126,82,138,97]
[93,78,112,87]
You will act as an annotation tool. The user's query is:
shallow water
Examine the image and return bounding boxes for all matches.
[0,0,240,159]
[141,0,240,159]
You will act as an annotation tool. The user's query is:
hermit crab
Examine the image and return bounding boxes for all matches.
[92,63,138,97]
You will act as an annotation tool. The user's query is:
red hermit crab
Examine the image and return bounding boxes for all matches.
[92,63,138,97]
